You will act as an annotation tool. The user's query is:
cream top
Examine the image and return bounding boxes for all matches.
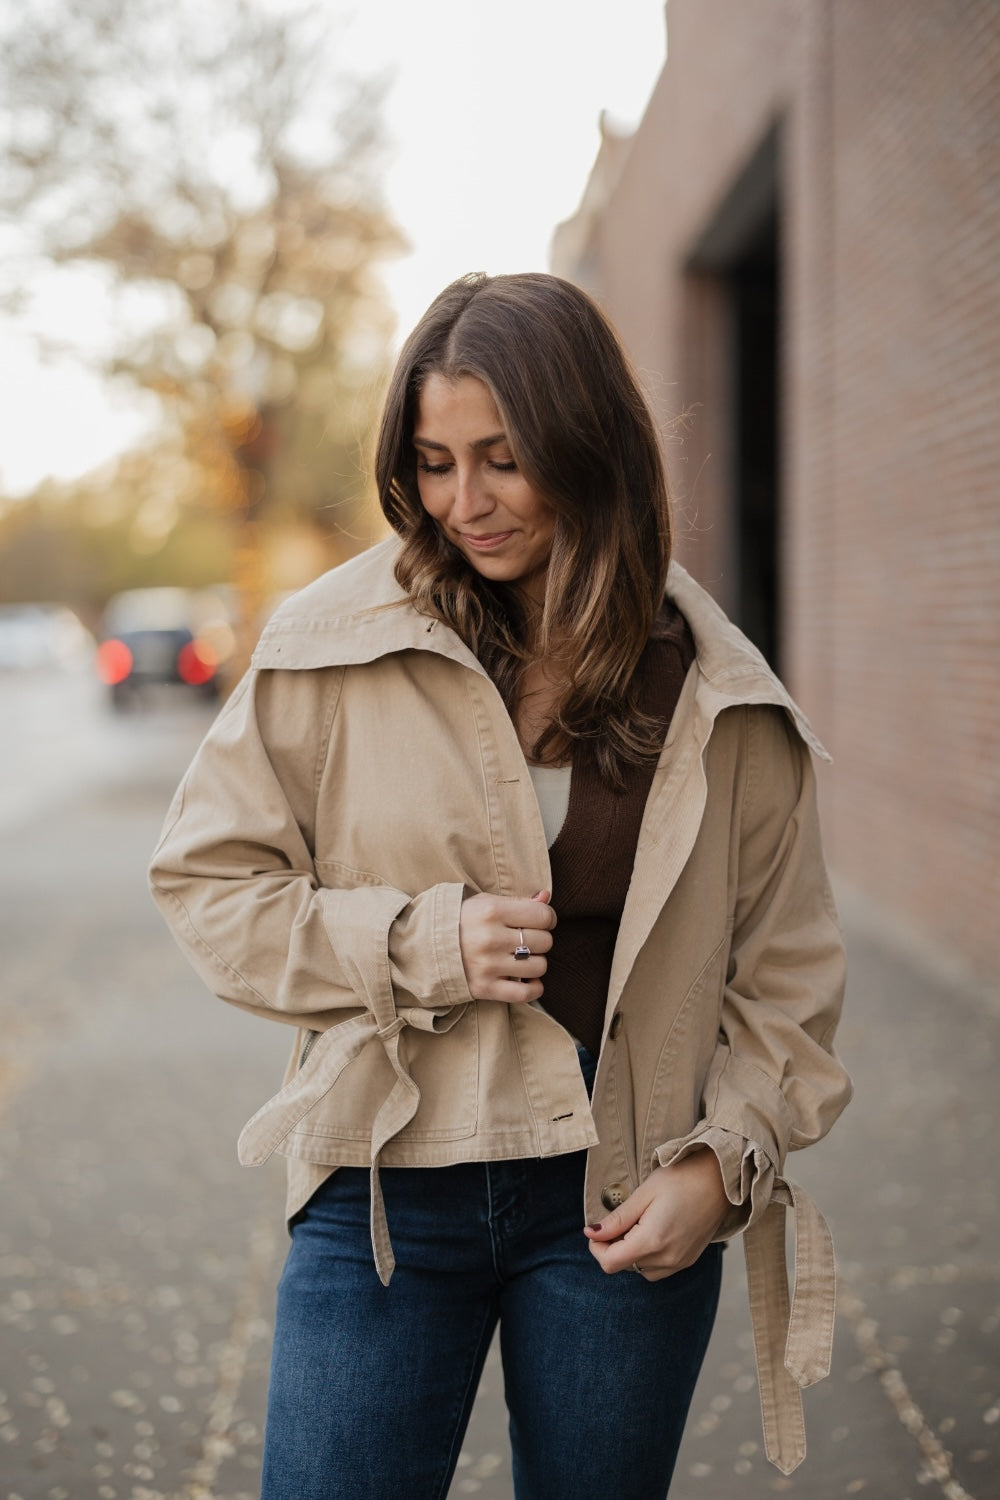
[527,763,572,849]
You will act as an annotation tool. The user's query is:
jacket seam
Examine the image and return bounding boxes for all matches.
[741,704,757,827]
[465,674,507,895]
[313,667,345,793]
[639,925,732,1168]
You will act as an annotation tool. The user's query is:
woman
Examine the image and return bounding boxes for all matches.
[150,272,851,1498]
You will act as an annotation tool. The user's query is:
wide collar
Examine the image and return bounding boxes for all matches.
[252,538,827,759]
[666,563,829,761]
[252,537,482,674]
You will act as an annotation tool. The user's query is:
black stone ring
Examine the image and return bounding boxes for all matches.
[514,929,531,961]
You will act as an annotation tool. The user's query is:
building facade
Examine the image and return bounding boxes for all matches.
[553,0,1000,983]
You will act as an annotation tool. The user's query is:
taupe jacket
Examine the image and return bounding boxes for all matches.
[150,538,851,1473]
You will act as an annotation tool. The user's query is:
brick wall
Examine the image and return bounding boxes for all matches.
[821,0,1000,967]
[558,0,1000,981]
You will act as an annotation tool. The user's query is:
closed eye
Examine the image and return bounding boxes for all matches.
[418,458,517,476]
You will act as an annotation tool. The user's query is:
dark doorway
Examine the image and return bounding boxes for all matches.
[731,210,780,671]
[687,126,783,672]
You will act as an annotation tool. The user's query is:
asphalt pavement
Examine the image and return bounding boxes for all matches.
[0,676,997,1499]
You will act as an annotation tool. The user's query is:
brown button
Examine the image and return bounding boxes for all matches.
[600,1181,629,1211]
[609,1012,623,1040]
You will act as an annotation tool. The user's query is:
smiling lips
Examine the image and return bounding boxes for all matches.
[461,531,516,551]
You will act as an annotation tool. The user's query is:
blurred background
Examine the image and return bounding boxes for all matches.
[0,3,997,1498]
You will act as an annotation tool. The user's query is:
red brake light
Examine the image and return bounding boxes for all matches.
[96,639,134,685]
[177,638,218,686]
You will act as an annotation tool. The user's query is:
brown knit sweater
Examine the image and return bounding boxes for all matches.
[540,601,695,1056]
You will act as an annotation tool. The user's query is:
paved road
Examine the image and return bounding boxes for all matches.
[0,675,997,1498]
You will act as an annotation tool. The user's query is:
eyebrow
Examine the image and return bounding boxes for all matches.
[412,432,508,452]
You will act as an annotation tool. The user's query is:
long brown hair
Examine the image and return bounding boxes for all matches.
[375,272,673,786]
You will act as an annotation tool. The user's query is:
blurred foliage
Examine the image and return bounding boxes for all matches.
[0,0,402,603]
[0,448,235,623]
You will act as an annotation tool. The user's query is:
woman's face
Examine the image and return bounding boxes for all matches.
[413,374,556,604]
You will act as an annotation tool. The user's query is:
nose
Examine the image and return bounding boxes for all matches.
[452,465,495,523]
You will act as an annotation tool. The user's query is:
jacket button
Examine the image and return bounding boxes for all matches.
[609,1012,623,1040]
[601,1181,629,1211]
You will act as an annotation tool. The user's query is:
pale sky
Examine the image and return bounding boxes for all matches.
[0,1,667,496]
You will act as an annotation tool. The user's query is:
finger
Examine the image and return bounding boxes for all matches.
[490,977,546,1005]
[498,954,548,980]
[618,1257,674,1283]
[582,1194,646,1242]
[587,1232,652,1275]
[503,898,558,932]
[594,1236,704,1279]
[586,1206,669,1271]
[505,928,553,957]
[467,956,545,994]
[466,893,555,929]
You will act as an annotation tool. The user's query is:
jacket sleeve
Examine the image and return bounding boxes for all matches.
[654,705,852,1236]
[148,666,473,1031]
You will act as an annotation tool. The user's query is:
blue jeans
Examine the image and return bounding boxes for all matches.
[262,1053,722,1500]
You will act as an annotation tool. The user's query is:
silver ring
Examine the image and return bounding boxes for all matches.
[514,928,531,961]
[632,1261,643,1275]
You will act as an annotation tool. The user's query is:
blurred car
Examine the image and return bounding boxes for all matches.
[95,587,235,709]
[0,603,95,672]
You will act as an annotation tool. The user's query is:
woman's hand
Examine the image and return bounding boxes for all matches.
[459,890,556,1003]
[584,1149,729,1279]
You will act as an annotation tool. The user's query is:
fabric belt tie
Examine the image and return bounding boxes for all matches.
[367,1016,419,1284]
[743,1176,836,1474]
[237,1005,464,1287]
